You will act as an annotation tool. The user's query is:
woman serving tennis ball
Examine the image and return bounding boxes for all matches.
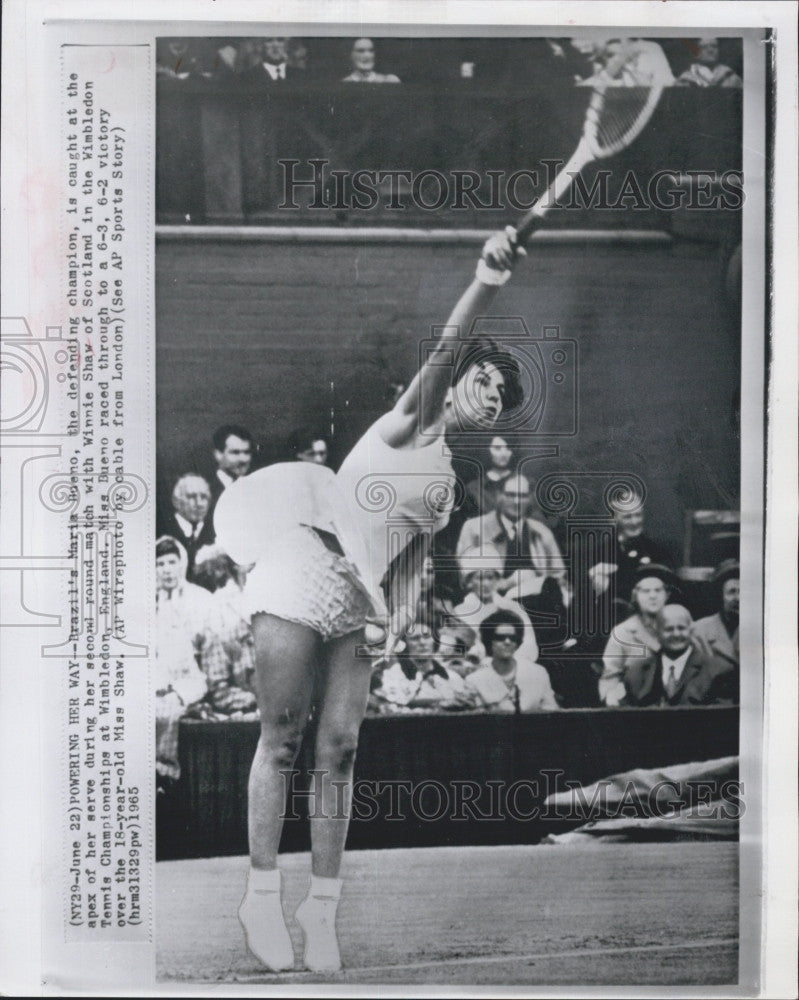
[215,227,528,973]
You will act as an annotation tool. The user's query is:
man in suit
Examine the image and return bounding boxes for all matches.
[457,472,569,652]
[584,502,673,613]
[157,473,216,581]
[623,604,715,707]
[241,37,299,83]
[457,472,567,590]
[209,424,254,507]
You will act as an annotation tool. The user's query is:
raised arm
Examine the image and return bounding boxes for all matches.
[378,227,526,447]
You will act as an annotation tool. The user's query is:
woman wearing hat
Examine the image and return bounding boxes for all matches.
[598,563,677,706]
[689,560,740,703]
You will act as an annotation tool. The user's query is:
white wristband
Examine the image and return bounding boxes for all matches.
[475,258,512,286]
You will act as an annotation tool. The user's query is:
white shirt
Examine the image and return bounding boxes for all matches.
[661,647,692,689]
[216,468,234,491]
[262,61,287,80]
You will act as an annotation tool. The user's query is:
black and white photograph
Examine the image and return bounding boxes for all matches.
[0,2,796,996]
[154,25,757,989]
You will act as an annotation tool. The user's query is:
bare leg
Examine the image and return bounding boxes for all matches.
[296,627,370,971]
[248,613,318,869]
[240,613,318,972]
[310,628,371,877]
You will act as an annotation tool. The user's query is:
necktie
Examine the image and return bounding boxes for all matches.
[513,683,521,714]
[664,663,677,700]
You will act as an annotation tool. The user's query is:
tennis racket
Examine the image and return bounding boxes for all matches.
[515,39,668,244]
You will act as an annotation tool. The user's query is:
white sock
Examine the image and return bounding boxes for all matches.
[296,876,343,972]
[238,867,294,972]
[308,874,342,900]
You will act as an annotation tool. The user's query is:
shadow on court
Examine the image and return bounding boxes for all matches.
[157,842,738,986]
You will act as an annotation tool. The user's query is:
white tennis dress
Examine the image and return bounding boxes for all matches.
[214,417,457,641]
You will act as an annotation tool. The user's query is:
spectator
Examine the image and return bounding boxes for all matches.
[209,38,240,78]
[368,631,476,714]
[689,559,740,704]
[622,605,714,706]
[287,427,329,465]
[675,37,742,88]
[342,38,401,83]
[287,38,310,73]
[458,473,567,589]
[466,609,559,713]
[157,473,216,580]
[156,38,206,80]
[155,537,228,784]
[585,501,672,615]
[457,472,569,648]
[464,435,515,515]
[453,544,540,664]
[210,424,254,504]
[241,37,297,83]
[193,546,259,718]
[599,563,676,706]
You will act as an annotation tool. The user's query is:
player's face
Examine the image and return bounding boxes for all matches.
[173,477,210,523]
[721,578,740,615]
[657,607,691,656]
[215,435,252,478]
[634,578,668,615]
[352,39,375,72]
[489,437,512,470]
[450,361,505,430]
[156,553,182,592]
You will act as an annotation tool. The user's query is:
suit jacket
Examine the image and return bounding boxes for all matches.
[240,62,301,85]
[623,649,708,707]
[157,510,216,575]
[457,510,567,582]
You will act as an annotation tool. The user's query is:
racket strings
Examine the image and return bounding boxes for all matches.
[594,88,656,153]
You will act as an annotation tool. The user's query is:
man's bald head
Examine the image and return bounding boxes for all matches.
[656,604,692,657]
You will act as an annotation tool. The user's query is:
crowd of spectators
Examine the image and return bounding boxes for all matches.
[156,36,743,88]
[156,422,741,781]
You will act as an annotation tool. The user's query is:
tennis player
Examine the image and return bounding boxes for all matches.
[215,226,528,973]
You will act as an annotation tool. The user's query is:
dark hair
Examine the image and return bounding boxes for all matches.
[480,608,524,651]
[453,337,524,413]
[212,424,253,451]
[286,426,328,458]
[156,536,182,560]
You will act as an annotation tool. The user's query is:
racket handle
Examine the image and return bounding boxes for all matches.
[515,211,544,246]
[515,142,591,247]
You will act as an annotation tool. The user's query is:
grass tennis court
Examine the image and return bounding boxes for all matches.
[157,842,738,986]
